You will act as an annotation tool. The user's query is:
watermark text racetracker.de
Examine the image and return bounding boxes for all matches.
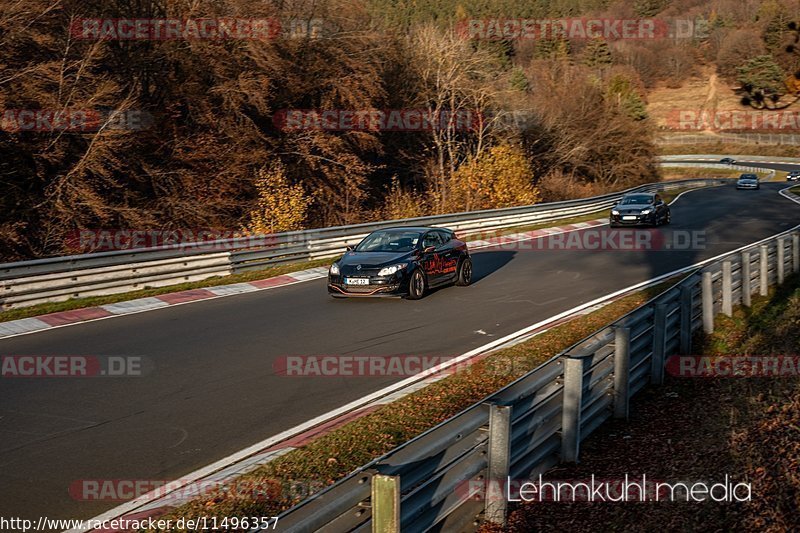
[666,355,800,378]
[69,476,324,502]
[1,108,153,132]
[469,228,706,252]
[0,355,150,378]
[273,108,480,132]
[65,228,292,253]
[70,17,325,40]
[667,109,800,132]
[457,17,708,41]
[272,354,543,378]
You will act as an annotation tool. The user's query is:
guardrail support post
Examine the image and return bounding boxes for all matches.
[485,403,512,526]
[777,238,786,285]
[613,326,631,420]
[793,233,799,274]
[561,356,584,463]
[651,304,667,385]
[760,245,769,296]
[741,252,751,307]
[679,283,693,354]
[372,474,400,533]
[721,260,733,317]
[702,272,714,334]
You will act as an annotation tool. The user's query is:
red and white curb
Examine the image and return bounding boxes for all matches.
[0,267,331,340]
[0,220,608,341]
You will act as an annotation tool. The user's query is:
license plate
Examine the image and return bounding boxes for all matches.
[345,277,369,286]
[622,215,637,221]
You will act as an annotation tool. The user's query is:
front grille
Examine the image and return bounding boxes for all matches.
[345,286,381,293]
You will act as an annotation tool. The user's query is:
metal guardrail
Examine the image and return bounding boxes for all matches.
[660,162,772,174]
[0,178,725,310]
[269,226,800,533]
[657,133,800,147]
[659,153,800,164]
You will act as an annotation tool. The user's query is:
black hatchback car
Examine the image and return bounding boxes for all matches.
[328,227,472,299]
[609,193,671,227]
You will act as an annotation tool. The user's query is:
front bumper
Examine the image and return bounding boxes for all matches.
[609,213,655,226]
[328,273,407,297]
[736,183,759,189]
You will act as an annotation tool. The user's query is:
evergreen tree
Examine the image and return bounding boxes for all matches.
[763,10,792,53]
[510,67,530,92]
[534,37,570,60]
[583,38,613,68]
[607,75,648,121]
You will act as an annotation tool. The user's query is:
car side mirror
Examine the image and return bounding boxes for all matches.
[345,245,354,251]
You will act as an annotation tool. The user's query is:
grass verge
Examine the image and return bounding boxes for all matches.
[146,276,685,530]
[485,273,800,533]
[661,167,779,181]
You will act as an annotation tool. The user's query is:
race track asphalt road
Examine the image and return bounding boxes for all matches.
[1,181,798,524]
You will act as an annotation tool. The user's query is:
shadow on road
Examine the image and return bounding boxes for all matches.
[470,250,516,284]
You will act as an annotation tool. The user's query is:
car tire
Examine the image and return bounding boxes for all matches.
[406,269,426,300]
[456,257,473,286]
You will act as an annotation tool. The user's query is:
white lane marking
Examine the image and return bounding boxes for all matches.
[102,297,170,315]
[0,317,51,336]
[205,283,260,296]
[288,267,329,281]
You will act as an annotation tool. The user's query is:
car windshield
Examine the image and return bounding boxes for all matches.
[619,195,653,205]
[739,175,757,180]
[355,230,422,252]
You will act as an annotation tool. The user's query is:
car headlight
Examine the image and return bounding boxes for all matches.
[611,210,620,216]
[330,263,340,275]
[641,208,653,215]
[378,263,407,276]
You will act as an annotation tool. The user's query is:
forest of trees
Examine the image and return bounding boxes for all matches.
[1,0,797,260]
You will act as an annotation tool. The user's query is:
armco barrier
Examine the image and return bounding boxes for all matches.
[268,224,800,533]
[0,178,726,310]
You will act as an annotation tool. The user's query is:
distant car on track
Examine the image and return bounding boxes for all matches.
[736,173,760,190]
[787,171,800,181]
[720,157,736,165]
[609,193,671,228]
[328,227,471,299]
